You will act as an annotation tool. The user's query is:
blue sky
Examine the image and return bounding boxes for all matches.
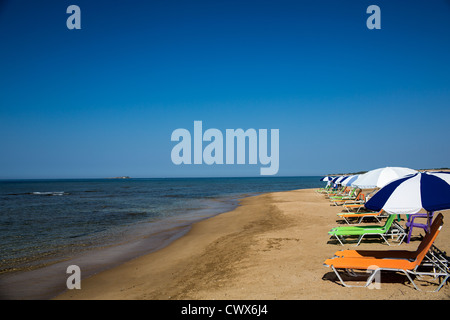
[0,0,449,178]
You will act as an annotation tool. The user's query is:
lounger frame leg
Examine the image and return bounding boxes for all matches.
[331,267,416,290]
[331,267,449,292]
[333,235,345,246]
[354,234,394,247]
[405,269,450,292]
[331,266,380,288]
[355,235,365,246]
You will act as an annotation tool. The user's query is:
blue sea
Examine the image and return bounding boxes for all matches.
[0,177,322,299]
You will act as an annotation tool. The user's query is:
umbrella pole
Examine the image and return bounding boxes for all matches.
[426,211,433,233]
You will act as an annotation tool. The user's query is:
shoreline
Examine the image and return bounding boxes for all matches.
[55,191,280,300]
[0,195,243,300]
[54,188,450,300]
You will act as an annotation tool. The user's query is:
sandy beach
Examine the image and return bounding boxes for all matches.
[55,188,450,300]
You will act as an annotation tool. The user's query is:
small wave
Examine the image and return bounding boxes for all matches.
[31,191,67,196]
[6,191,68,196]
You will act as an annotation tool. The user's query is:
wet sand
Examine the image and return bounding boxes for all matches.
[55,188,450,300]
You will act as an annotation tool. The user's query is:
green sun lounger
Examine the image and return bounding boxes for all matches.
[329,188,358,200]
[328,214,406,246]
[317,183,334,193]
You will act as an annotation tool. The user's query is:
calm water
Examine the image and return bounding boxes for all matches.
[0,177,322,298]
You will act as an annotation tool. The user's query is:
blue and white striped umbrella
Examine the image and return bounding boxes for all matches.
[320,176,334,182]
[329,176,340,186]
[334,176,348,185]
[342,175,359,187]
[365,172,450,215]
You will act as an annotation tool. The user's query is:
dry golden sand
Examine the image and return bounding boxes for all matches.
[55,188,450,300]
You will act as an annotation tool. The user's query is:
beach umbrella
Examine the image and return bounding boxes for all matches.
[338,176,350,184]
[352,167,417,189]
[337,175,351,187]
[342,175,359,187]
[365,171,450,215]
[321,176,334,187]
[329,176,340,187]
[335,176,348,185]
[320,176,334,187]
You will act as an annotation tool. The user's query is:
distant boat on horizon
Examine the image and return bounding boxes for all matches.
[105,176,131,179]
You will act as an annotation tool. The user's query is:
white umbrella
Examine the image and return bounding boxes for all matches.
[352,167,417,189]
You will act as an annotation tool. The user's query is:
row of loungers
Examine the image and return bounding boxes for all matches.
[320,186,403,246]
[317,185,449,292]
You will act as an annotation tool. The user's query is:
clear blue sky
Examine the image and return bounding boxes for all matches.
[1,0,449,179]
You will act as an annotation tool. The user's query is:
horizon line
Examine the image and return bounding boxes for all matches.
[0,175,325,181]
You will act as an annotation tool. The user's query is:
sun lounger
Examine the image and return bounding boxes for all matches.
[328,214,406,246]
[337,209,388,224]
[329,187,361,200]
[342,203,367,213]
[341,193,366,204]
[324,213,449,291]
[339,190,375,209]
[324,185,348,197]
[317,184,333,193]
[331,192,364,206]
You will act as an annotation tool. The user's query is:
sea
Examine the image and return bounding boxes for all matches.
[0,176,323,299]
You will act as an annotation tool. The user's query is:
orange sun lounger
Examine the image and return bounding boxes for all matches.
[324,213,449,291]
[342,203,366,213]
[337,209,388,224]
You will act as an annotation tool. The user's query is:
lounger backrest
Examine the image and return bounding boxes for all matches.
[413,213,444,266]
[381,214,396,232]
